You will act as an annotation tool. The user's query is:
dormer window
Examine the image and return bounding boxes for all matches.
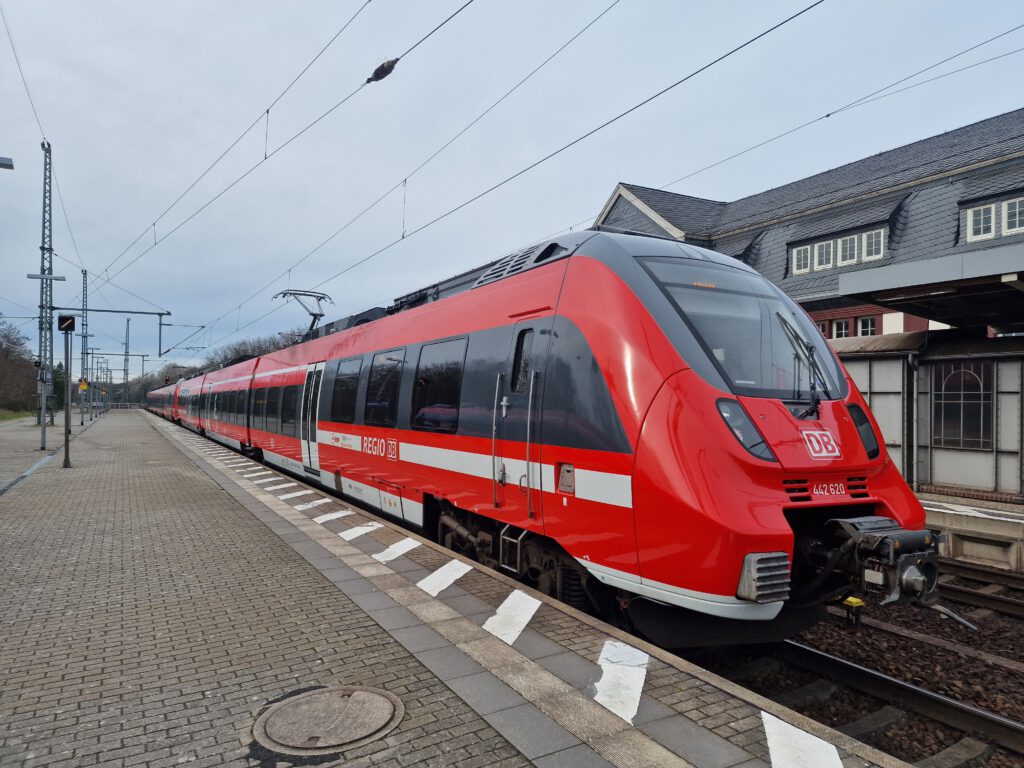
[1005,198,1024,235]
[792,246,811,274]
[862,229,884,260]
[967,204,995,242]
[838,235,859,266]
[814,241,834,270]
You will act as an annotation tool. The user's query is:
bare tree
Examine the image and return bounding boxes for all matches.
[0,319,38,411]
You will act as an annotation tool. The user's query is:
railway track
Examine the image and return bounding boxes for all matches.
[938,560,1024,619]
[777,641,1024,755]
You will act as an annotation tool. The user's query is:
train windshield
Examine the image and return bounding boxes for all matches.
[639,256,845,401]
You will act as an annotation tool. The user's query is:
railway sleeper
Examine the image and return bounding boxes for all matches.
[914,736,991,768]
[838,705,905,740]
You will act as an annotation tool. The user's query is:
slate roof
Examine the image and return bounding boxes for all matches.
[598,108,1024,302]
[619,183,725,235]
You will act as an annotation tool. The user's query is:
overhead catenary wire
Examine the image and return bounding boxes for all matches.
[540,23,1024,241]
[0,0,44,137]
[173,0,823,358]
[93,0,374,286]
[165,0,623,356]
[92,0,477,294]
[309,1,827,289]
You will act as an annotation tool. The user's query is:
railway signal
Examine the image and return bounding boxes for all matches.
[57,315,75,468]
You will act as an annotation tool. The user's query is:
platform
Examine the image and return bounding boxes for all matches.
[0,410,907,767]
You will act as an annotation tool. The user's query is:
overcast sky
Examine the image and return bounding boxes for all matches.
[2,0,1022,379]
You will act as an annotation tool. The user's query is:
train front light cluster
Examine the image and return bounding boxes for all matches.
[716,399,777,462]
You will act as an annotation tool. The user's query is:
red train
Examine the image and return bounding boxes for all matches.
[148,231,942,646]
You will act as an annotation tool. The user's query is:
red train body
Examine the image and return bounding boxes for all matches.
[148,231,939,646]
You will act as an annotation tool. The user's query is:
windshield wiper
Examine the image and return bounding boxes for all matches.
[775,312,832,411]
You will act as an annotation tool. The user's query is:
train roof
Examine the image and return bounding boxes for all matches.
[302,229,754,343]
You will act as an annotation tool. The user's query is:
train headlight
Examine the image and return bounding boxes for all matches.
[847,404,880,459]
[717,399,777,462]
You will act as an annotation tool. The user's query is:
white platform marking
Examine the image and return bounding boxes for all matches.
[265,482,296,491]
[593,641,649,722]
[251,477,277,484]
[242,471,273,478]
[295,498,331,511]
[762,712,842,768]
[373,538,420,563]
[339,522,382,541]
[279,489,314,500]
[313,510,353,524]
[483,590,541,645]
[417,559,473,597]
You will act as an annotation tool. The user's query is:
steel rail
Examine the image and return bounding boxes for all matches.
[938,559,1024,619]
[937,583,1024,619]
[778,641,1024,754]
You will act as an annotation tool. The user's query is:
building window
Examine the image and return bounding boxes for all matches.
[932,361,993,450]
[792,246,811,275]
[838,235,858,266]
[814,241,834,270]
[857,317,876,336]
[862,229,884,260]
[1004,198,1024,235]
[967,205,995,242]
[816,321,828,336]
[833,319,850,339]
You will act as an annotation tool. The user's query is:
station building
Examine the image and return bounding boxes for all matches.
[594,108,1024,502]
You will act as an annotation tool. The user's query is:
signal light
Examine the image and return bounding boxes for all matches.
[716,399,777,462]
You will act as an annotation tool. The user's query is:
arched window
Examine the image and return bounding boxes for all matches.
[932,361,993,450]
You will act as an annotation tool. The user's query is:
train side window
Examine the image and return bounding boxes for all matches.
[265,387,281,434]
[251,388,267,430]
[365,349,405,427]
[280,385,299,437]
[512,330,534,393]
[411,338,467,434]
[330,357,362,424]
[237,389,247,424]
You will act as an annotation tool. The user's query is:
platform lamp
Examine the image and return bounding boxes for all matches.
[0,156,13,170]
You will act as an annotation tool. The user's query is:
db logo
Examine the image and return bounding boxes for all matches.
[802,430,841,460]
[364,437,399,461]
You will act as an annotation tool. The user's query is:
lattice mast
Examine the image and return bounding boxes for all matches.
[36,141,53,428]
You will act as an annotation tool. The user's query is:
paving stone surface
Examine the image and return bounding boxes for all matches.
[0,412,529,768]
[0,409,97,490]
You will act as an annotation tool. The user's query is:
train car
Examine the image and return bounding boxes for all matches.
[197,357,260,452]
[145,382,178,420]
[177,374,208,433]
[156,230,946,647]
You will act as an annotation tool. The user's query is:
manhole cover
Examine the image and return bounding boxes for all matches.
[253,687,404,757]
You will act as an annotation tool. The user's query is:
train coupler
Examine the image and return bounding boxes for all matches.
[827,516,940,606]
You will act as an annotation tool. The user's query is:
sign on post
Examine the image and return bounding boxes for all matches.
[58,315,76,333]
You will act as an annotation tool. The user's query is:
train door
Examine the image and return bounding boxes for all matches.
[300,362,326,475]
[202,383,214,432]
[492,318,551,529]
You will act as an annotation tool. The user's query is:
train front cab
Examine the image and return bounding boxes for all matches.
[579,234,939,645]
